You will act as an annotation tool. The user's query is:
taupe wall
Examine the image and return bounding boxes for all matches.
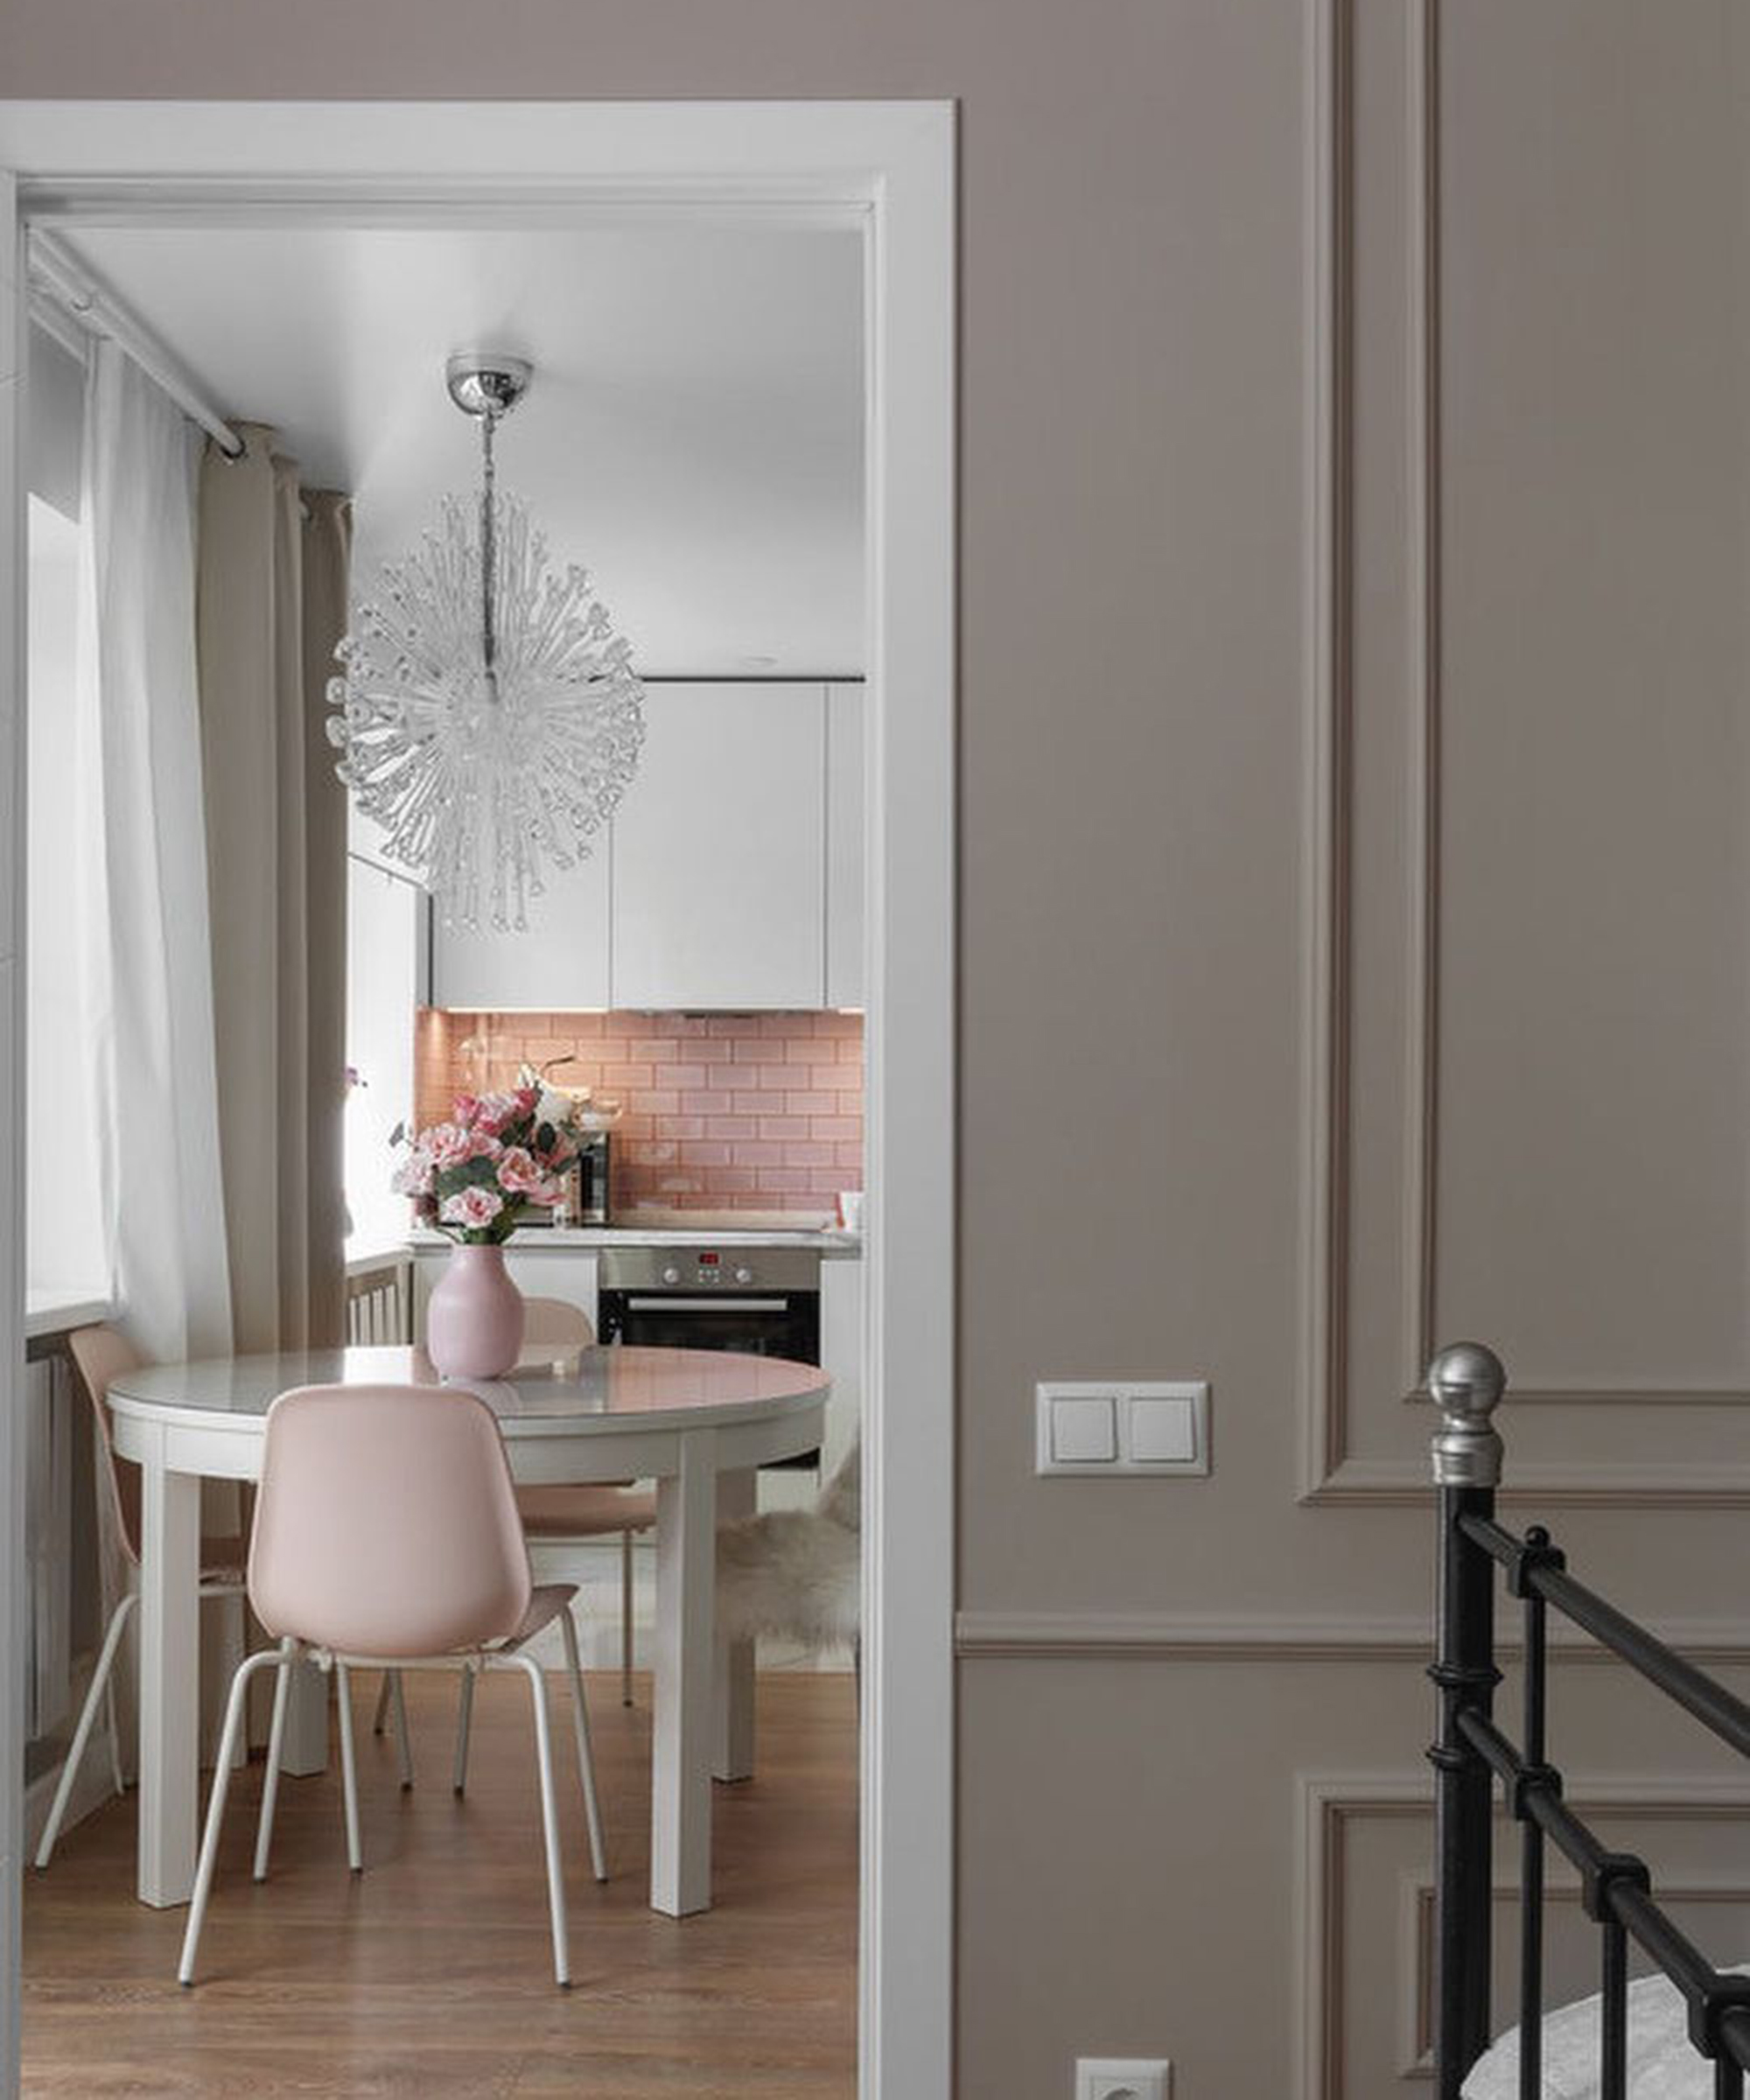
[8,1,1750,2091]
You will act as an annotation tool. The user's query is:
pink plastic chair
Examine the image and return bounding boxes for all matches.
[177,1383,607,1990]
[34,1327,251,1869]
[383,1298,654,1780]
[441,1298,652,1774]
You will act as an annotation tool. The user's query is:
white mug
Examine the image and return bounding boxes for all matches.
[836,1190,865,1232]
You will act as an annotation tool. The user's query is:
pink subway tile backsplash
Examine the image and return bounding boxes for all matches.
[414,1007,864,1218]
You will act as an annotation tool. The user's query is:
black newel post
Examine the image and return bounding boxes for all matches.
[1426,1342,1507,2099]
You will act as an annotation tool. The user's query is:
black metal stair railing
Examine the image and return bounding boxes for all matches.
[1426,1344,1750,2100]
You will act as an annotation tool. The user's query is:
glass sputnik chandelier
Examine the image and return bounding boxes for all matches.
[327,353,646,932]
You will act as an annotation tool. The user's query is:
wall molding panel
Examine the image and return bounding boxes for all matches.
[1296,0,1750,1506]
[1297,0,1354,1504]
[1396,1872,1750,2082]
[1295,1774,1750,2100]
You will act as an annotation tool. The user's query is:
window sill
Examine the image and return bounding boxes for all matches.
[24,1291,113,1346]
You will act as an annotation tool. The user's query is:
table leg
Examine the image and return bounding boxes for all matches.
[137,1443,201,1907]
[652,1431,716,1916]
[713,1467,757,1783]
[278,1661,331,1776]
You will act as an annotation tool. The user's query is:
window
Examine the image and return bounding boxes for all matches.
[344,858,419,1254]
[25,326,107,1304]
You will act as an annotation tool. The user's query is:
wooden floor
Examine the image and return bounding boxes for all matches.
[23,1670,858,2097]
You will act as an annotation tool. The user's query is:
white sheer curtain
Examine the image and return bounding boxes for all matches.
[75,341,234,1365]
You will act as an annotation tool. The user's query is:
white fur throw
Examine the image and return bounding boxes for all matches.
[716,1438,860,1651]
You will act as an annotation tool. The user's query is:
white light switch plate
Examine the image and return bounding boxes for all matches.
[1037,1382,1210,1476]
[1075,2058,1172,2100]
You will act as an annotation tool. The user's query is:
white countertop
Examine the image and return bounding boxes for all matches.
[405,1220,862,1257]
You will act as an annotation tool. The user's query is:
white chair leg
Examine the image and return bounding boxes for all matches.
[372,1670,392,1737]
[557,1607,608,1882]
[620,1529,635,1706]
[334,1661,363,1873]
[452,1665,476,1796]
[177,1647,284,1986]
[221,1592,249,1770]
[102,1669,125,1799]
[389,1670,414,1790]
[252,1637,296,1881]
[510,1654,570,1988]
[35,1592,136,1868]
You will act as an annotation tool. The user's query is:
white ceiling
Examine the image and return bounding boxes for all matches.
[56,223,866,676]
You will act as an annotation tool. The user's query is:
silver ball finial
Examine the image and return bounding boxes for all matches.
[1427,1341,1506,1488]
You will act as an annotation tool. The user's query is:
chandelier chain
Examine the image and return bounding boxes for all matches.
[480,408,499,697]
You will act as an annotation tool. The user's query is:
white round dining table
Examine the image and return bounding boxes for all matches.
[106,1342,830,1921]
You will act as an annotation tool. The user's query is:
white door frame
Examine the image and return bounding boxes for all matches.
[0,100,956,2099]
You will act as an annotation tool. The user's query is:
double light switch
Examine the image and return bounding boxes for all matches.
[1036,1381,1210,1477]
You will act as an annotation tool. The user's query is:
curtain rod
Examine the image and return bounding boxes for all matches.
[26,228,247,459]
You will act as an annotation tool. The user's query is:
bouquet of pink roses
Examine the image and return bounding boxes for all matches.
[392,1084,580,1242]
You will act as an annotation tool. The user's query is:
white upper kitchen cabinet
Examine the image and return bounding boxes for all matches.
[612,682,827,1010]
[825,682,865,1008]
[429,844,612,1011]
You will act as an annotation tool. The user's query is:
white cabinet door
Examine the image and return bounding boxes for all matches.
[429,848,612,1012]
[410,1246,600,1340]
[611,682,826,1011]
[825,683,865,1009]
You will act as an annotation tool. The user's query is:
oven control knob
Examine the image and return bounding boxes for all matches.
[662,1264,681,1284]
[734,1266,753,1285]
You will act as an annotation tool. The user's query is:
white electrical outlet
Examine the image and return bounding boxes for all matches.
[1075,2058,1172,2100]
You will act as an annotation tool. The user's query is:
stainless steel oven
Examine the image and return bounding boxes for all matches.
[597,1245,820,1359]
[597,1245,822,1466]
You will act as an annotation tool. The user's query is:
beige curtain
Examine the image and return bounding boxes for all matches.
[196,425,351,1353]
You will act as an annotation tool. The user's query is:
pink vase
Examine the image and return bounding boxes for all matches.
[425,1243,526,1380]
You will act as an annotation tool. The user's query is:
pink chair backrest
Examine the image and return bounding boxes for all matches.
[248,1384,534,1657]
[67,1326,145,1567]
[521,1297,595,1348]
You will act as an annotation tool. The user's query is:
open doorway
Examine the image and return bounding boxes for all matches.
[0,101,954,2099]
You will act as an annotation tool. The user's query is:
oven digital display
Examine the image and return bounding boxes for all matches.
[697,1251,720,1265]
